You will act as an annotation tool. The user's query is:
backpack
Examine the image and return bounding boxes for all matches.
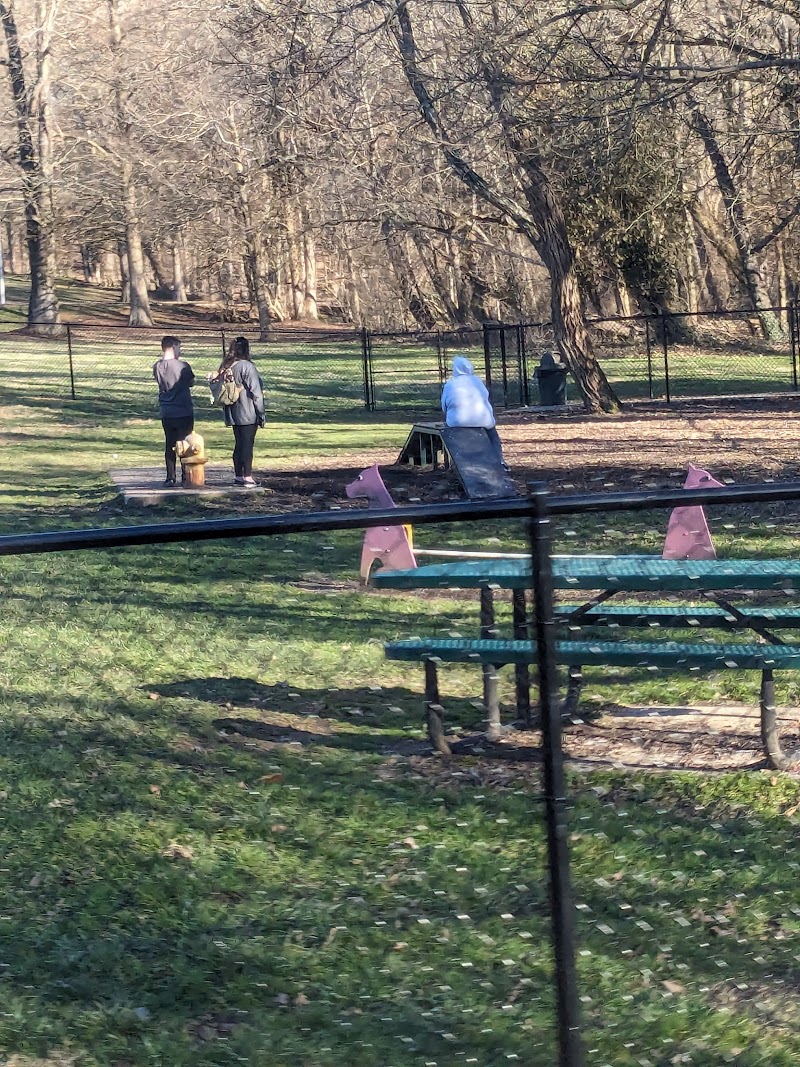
[209,362,243,407]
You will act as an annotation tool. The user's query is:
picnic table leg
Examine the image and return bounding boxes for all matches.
[512,589,531,726]
[760,669,790,771]
[561,665,584,720]
[480,587,503,740]
[424,659,451,756]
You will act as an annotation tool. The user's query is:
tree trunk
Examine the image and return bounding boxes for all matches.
[118,239,130,303]
[336,210,362,325]
[285,201,304,319]
[409,229,460,321]
[613,279,633,318]
[777,235,790,333]
[80,244,100,284]
[690,104,783,340]
[0,0,61,331]
[143,239,172,291]
[122,168,154,327]
[172,237,187,302]
[4,216,17,273]
[101,249,117,287]
[228,121,274,339]
[302,222,318,320]
[108,0,152,326]
[683,211,702,314]
[381,216,439,329]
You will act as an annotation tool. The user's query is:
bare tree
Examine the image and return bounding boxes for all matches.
[0,0,61,330]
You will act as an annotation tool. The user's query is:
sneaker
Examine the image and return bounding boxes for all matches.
[234,477,246,485]
[240,476,259,487]
[163,477,177,487]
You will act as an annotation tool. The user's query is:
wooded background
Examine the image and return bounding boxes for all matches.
[1,0,798,411]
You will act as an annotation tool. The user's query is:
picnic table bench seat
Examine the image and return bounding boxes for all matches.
[554,604,800,628]
[385,637,799,769]
[386,637,800,669]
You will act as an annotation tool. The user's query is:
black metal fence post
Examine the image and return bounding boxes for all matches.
[528,486,585,1067]
[367,330,375,410]
[220,329,227,362]
[519,324,531,406]
[66,323,76,400]
[361,326,370,410]
[644,318,653,399]
[482,321,494,397]
[499,326,510,408]
[791,303,799,391]
[436,329,446,389]
[361,327,375,411]
[661,312,671,403]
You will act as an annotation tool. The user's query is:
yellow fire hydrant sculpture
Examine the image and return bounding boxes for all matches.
[175,431,209,487]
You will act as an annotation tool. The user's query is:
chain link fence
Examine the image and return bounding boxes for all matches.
[1,306,799,419]
[0,322,365,421]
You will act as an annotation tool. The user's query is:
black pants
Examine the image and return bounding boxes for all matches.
[232,423,259,477]
[162,416,194,481]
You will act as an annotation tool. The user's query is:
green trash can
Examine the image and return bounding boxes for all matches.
[534,352,568,406]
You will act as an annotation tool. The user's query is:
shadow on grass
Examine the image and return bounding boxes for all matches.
[145,676,489,745]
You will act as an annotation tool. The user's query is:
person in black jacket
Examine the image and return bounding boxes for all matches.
[153,335,195,486]
[215,337,265,486]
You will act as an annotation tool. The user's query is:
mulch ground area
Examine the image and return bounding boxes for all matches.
[251,395,800,511]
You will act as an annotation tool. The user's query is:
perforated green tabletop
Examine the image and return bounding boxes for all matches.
[372,556,800,592]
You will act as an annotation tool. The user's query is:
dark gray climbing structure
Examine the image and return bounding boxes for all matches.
[397,422,518,500]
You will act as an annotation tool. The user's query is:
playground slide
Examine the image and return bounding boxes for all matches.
[440,427,518,499]
[398,423,518,500]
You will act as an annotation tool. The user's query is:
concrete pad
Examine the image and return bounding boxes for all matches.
[110,466,268,505]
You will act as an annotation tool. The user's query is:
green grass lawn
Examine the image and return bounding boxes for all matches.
[1,279,800,1065]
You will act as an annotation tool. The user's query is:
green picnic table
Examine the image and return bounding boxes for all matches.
[374,555,800,769]
[373,555,800,591]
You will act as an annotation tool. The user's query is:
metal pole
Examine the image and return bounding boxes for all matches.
[519,324,530,406]
[528,486,585,1067]
[512,588,531,725]
[644,318,653,399]
[436,330,445,389]
[499,326,509,408]
[367,329,375,410]
[514,325,524,406]
[0,228,5,306]
[482,322,494,396]
[479,587,502,738]
[661,312,671,403]
[361,326,370,410]
[791,303,798,391]
[66,323,76,400]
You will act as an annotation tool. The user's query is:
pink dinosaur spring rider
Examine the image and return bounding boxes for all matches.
[662,463,724,560]
[345,464,417,581]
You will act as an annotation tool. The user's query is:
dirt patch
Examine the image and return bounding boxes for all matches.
[497,395,800,494]
[560,702,800,772]
[240,395,800,513]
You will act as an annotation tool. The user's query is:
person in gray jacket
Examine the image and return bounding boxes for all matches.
[215,337,265,486]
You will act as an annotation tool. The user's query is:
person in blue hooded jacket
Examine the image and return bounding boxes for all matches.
[441,354,505,463]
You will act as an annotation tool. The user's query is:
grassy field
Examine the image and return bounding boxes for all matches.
[0,280,799,1065]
